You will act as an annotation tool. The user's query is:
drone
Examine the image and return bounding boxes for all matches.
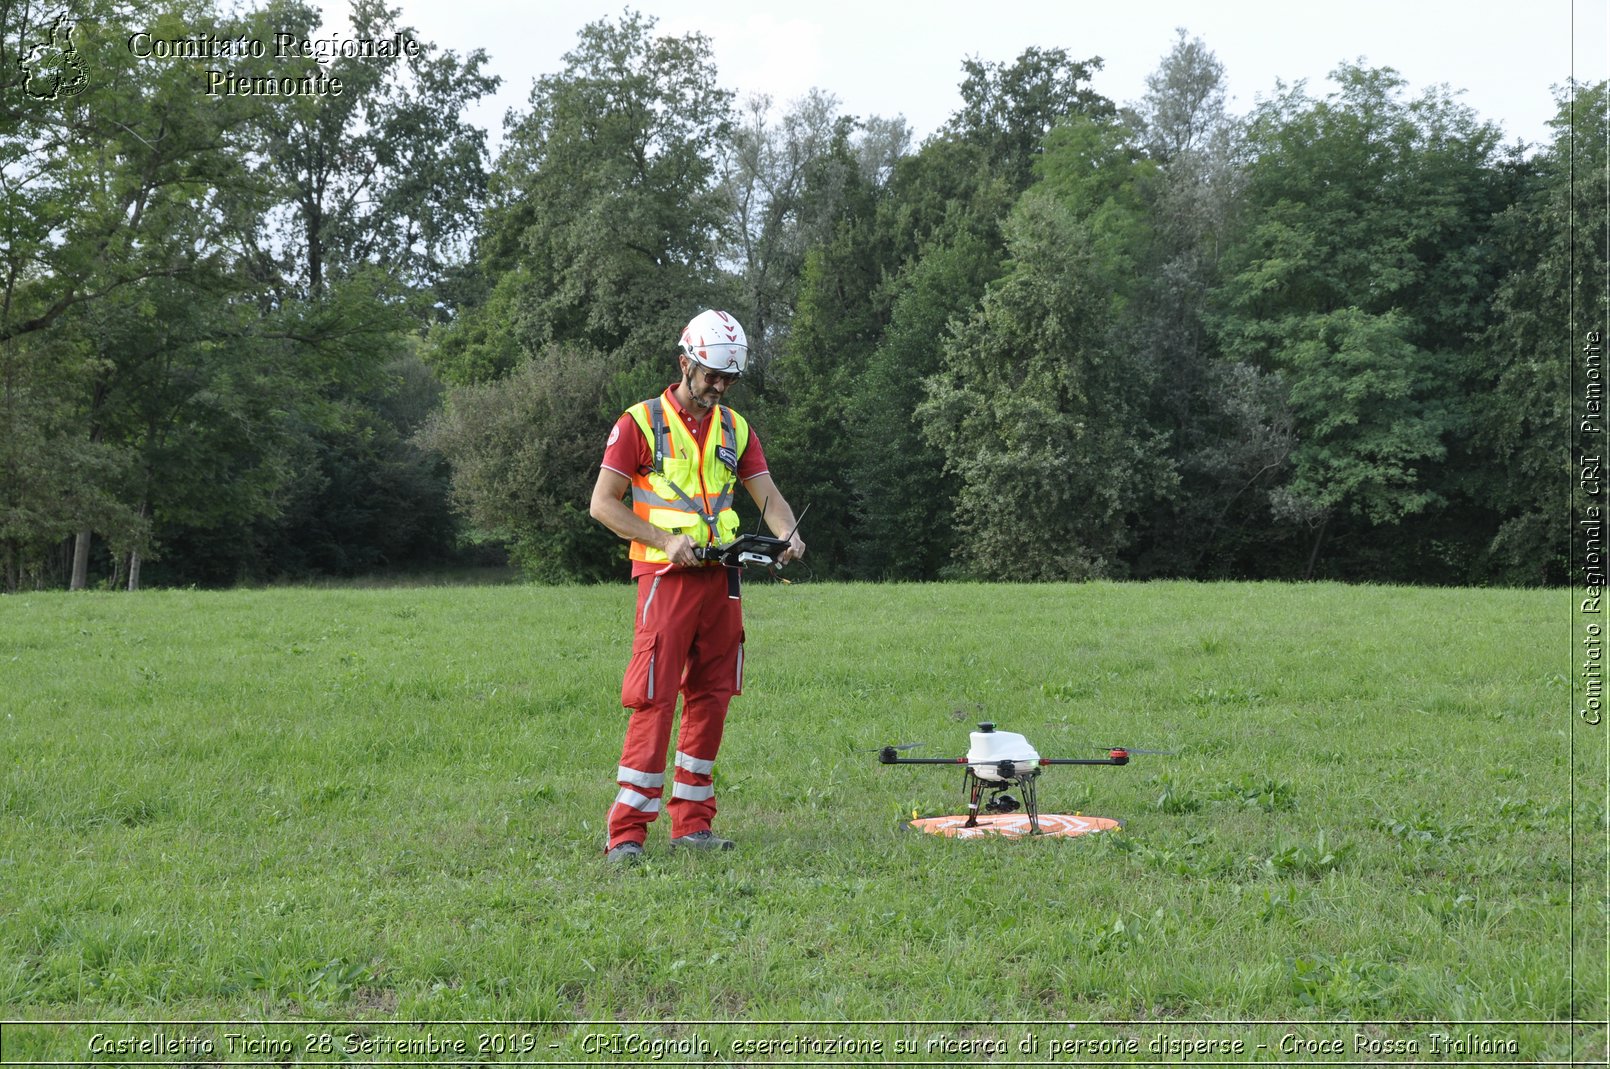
[875,722,1171,835]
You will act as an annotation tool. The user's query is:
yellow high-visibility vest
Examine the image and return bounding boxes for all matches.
[626,395,749,564]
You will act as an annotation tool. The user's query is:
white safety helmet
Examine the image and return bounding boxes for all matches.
[679,309,748,375]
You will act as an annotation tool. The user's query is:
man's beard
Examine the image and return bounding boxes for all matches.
[684,371,720,411]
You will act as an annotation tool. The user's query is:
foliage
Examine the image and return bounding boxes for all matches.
[0,1,261,350]
[752,51,1119,580]
[921,161,1174,579]
[0,0,489,589]
[0,333,145,590]
[1475,84,1605,584]
[0,5,1592,588]
[1132,28,1233,164]
[844,232,1001,579]
[145,346,461,586]
[1118,32,1293,579]
[245,0,499,301]
[418,346,623,582]
[436,9,732,383]
[719,91,893,386]
[0,0,269,589]
[1211,64,1512,577]
[746,122,896,576]
[943,45,1115,191]
[1269,306,1451,526]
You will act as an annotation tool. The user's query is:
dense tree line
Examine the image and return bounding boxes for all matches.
[1,6,1597,591]
[2,0,493,589]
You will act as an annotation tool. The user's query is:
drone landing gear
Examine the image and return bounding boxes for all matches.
[963,767,1044,834]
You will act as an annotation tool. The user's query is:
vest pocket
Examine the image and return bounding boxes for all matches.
[621,631,659,708]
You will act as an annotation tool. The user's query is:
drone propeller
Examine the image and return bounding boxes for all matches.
[856,742,923,754]
[1099,746,1177,756]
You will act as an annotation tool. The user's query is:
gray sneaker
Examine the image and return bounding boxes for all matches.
[605,841,644,863]
[670,830,735,851]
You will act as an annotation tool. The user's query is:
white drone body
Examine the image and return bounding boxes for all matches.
[966,727,1041,781]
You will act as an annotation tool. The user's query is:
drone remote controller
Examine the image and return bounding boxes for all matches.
[692,502,808,571]
[692,531,791,569]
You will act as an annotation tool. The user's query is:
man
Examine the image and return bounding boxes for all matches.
[588,309,805,864]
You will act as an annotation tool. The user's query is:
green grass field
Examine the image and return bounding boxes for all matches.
[1,580,1604,1064]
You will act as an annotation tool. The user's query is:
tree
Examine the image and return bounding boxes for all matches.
[755,49,1121,578]
[242,347,458,581]
[0,0,274,589]
[1120,31,1291,578]
[435,9,732,385]
[719,90,891,387]
[0,329,144,591]
[419,10,742,579]
[0,1,258,351]
[417,346,624,583]
[59,278,298,589]
[754,254,873,574]
[844,230,1000,579]
[1131,29,1232,164]
[751,122,895,575]
[0,0,485,590]
[1211,64,1510,578]
[1476,83,1606,584]
[920,133,1175,580]
[944,45,1115,191]
[246,0,498,301]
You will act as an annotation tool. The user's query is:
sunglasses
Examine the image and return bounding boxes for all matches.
[692,366,740,386]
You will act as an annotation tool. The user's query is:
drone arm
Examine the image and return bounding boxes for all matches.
[1041,751,1130,766]
[877,749,967,765]
[879,751,1132,766]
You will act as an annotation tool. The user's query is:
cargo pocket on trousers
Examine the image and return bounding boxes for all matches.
[621,632,659,708]
[734,629,745,696]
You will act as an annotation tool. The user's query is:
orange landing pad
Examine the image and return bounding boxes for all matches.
[906,813,1122,839]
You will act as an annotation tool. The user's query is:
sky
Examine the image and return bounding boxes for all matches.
[310,0,1609,155]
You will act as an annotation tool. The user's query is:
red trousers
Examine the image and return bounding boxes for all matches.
[607,567,744,850]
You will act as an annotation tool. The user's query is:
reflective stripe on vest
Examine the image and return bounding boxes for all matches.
[626,397,748,564]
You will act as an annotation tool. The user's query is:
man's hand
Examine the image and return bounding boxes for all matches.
[660,532,698,568]
[591,468,698,567]
[741,473,804,565]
